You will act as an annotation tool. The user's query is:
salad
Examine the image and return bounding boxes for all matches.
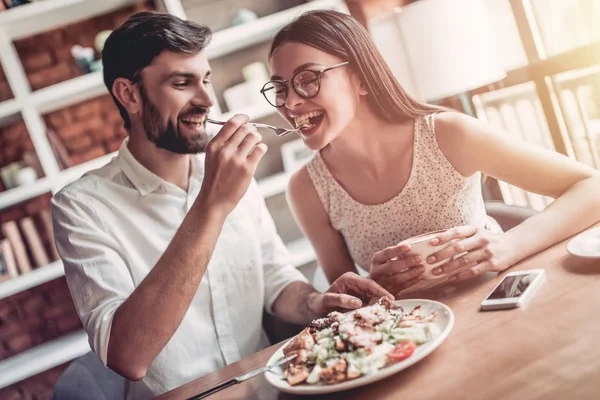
[282,297,440,386]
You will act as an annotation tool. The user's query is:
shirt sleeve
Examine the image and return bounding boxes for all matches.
[248,180,309,314]
[51,190,134,366]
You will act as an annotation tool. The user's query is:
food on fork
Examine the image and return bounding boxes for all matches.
[281,297,440,386]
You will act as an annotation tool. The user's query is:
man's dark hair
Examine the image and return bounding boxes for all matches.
[102,11,211,130]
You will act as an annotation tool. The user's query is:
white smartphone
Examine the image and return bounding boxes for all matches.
[480,269,546,311]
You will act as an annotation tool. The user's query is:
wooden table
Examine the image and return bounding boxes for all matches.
[157,235,600,400]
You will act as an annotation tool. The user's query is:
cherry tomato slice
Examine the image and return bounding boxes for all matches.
[388,341,416,361]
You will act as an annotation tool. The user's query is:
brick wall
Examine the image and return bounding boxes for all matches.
[0,278,80,399]
[0,277,81,362]
[0,120,38,178]
[0,67,13,102]
[43,94,127,166]
[0,96,127,182]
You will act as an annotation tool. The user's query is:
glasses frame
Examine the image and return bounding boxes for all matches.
[260,61,349,108]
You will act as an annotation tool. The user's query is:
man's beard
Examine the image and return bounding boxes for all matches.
[139,84,209,154]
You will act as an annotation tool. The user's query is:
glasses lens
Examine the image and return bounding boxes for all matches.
[293,71,319,98]
[262,81,287,107]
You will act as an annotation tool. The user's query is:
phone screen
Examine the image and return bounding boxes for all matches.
[487,273,538,300]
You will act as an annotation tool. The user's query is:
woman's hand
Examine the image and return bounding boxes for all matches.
[369,243,426,296]
[427,225,516,282]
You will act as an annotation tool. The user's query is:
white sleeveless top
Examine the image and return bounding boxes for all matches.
[306,114,501,271]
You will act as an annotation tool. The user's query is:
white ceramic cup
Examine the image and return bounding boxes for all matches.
[397,230,459,280]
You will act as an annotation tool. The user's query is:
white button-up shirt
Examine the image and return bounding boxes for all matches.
[51,140,307,399]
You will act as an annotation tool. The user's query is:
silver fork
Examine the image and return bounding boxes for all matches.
[206,118,301,137]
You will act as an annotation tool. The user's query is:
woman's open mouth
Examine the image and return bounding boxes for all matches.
[293,111,325,136]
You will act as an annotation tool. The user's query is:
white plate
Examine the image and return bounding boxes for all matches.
[567,226,600,258]
[264,299,454,395]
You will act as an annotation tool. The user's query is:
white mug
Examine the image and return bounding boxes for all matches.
[397,230,466,280]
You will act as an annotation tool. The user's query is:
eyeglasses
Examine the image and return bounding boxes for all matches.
[260,61,349,108]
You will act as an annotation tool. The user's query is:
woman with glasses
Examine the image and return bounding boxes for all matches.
[262,10,600,297]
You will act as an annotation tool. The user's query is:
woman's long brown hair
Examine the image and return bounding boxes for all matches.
[269,10,449,124]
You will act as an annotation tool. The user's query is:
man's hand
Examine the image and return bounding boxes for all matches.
[197,114,268,215]
[307,272,394,318]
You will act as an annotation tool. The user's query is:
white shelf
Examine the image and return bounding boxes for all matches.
[32,70,107,114]
[206,0,345,60]
[0,98,20,121]
[0,329,89,389]
[0,260,63,301]
[0,175,54,212]
[0,0,143,40]
[0,151,115,211]
[288,237,317,268]
[257,171,290,198]
[52,151,117,192]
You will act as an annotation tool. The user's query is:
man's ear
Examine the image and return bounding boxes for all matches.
[112,78,141,115]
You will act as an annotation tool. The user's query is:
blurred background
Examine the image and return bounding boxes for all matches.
[0,1,598,398]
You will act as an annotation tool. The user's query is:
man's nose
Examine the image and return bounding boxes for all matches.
[192,85,215,108]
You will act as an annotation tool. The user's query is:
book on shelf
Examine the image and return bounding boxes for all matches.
[19,216,50,268]
[39,209,60,261]
[1,220,32,274]
[0,239,19,282]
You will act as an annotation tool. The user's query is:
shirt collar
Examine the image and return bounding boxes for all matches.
[117,138,205,196]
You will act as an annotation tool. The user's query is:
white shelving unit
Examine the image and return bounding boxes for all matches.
[0,0,144,40]
[0,151,116,211]
[0,330,90,389]
[0,0,346,388]
[0,261,63,301]
[202,0,342,59]
[32,70,107,114]
[0,97,19,124]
